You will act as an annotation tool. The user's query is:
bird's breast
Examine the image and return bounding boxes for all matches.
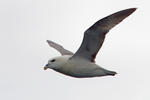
[55,58,100,78]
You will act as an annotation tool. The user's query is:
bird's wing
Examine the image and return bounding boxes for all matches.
[47,40,73,55]
[71,8,136,62]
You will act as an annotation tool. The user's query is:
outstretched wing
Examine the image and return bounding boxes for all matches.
[47,40,73,55]
[71,8,137,62]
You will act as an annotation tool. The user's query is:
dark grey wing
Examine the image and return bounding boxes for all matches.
[47,40,73,55]
[72,8,137,62]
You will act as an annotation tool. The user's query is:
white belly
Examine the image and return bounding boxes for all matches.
[55,58,105,78]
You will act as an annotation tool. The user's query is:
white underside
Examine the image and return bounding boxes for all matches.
[52,55,116,78]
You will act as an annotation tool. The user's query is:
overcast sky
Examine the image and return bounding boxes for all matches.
[0,0,150,100]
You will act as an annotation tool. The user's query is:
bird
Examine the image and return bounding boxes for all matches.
[44,8,137,78]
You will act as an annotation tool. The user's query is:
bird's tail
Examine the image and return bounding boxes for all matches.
[105,70,117,76]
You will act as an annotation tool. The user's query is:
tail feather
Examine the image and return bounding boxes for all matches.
[106,70,117,76]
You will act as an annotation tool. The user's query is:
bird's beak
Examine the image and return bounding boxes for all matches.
[44,66,48,70]
[44,64,49,70]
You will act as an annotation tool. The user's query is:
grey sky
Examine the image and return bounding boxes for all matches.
[0,0,150,100]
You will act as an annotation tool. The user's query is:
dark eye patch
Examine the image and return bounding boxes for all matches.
[51,59,55,62]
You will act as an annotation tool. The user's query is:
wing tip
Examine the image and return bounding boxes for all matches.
[46,40,50,43]
[124,7,137,15]
[113,7,137,19]
[120,7,137,17]
[127,7,137,11]
[46,40,54,46]
[46,40,54,45]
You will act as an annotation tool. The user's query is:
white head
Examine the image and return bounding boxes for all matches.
[44,55,71,70]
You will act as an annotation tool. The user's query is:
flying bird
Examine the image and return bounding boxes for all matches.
[44,8,136,78]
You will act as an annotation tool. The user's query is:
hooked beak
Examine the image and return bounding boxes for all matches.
[44,64,49,70]
[44,66,48,70]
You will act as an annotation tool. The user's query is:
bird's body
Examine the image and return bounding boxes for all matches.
[44,8,136,78]
[51,55,116,78]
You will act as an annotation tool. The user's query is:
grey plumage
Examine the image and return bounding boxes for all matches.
[47,40,73,55]
[44,8,136,78]
[72,8,137,62]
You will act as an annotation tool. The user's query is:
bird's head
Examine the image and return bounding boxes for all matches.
[44,55,71,70]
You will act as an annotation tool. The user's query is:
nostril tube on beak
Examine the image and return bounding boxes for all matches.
[44,64,49,70]
[44,66,48,70]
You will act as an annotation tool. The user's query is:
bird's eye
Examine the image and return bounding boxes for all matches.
[51,59,55,62]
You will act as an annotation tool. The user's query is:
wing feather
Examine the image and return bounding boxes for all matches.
[47,40,73,55]
[71,8,137,62]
